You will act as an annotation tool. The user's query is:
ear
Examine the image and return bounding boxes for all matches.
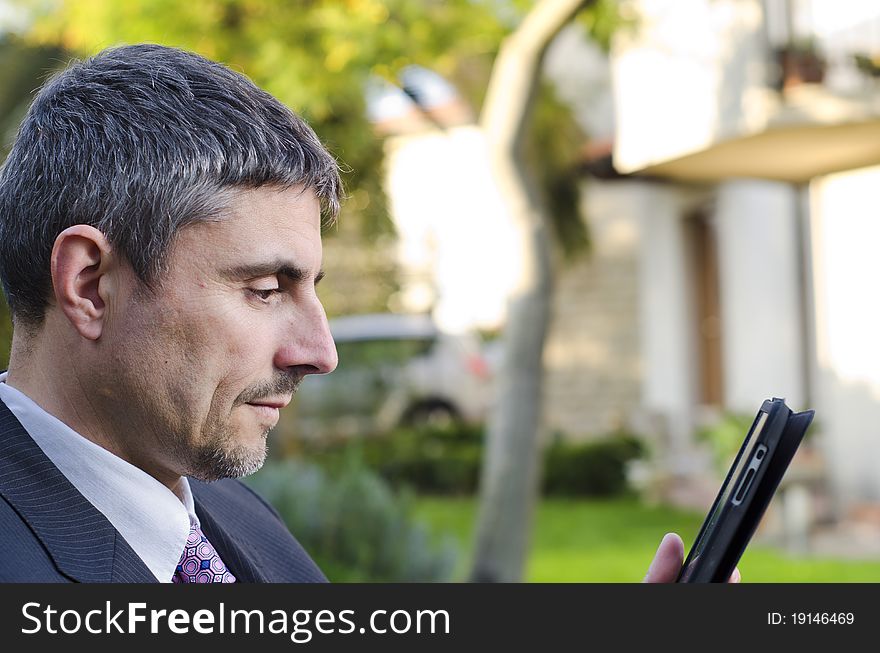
[50,225,116,341]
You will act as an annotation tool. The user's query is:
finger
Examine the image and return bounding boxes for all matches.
[643,532,684,583]
[728,567,741,583]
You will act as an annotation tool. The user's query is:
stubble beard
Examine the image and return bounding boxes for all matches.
[183,421,270,482]
[179,375,302,482]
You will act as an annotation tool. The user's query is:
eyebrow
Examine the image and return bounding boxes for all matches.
[222,261,325,286]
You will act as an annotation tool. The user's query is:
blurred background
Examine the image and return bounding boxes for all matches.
[2,0,880,581]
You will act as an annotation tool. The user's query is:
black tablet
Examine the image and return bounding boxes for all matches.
[677,398,815,583]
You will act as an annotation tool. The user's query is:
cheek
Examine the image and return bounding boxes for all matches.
[124,291,281,405]
[192,311,278,395]
[122,306,224,403]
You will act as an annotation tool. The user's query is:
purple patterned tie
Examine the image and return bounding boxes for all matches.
[172,520,236,583]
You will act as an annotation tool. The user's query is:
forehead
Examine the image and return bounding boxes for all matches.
[172,185,323,272]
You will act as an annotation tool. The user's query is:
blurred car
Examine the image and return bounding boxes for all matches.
[290,313,494,438]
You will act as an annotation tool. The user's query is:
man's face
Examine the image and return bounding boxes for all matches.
[96,185,337,483]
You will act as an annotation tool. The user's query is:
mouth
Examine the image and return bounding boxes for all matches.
[244,402,284,428]
[245,397,292,410]
[243,396,291,428]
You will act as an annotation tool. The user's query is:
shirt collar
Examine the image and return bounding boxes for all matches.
[0,371,196,583]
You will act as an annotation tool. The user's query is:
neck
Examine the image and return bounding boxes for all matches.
[6,330,183,491]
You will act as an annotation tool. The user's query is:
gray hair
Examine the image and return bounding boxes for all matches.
[0,43,342,328]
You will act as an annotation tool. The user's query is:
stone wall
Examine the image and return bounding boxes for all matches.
[542,180,642,441]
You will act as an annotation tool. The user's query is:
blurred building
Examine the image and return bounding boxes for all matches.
[366,68,521,334]
[609,0,880,511]
[552,0,880,530]
[369,1,880,534]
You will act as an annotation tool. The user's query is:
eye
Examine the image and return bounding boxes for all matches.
[247,287,282,302]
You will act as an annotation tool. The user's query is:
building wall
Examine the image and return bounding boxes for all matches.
[543,180,642,440]
[612,0,769,174]
[543,180,707,462]
[633,182,710,477]
[383,126,520,333]
[714,180,807,413]
[809,165,880,504]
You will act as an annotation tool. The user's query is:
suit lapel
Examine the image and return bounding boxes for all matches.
[194,490,269,583]
[0,397,157,583]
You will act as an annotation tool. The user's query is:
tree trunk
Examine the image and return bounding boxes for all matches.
[470,0,593,583]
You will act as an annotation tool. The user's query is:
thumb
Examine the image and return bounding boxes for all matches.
[643,532,684,583]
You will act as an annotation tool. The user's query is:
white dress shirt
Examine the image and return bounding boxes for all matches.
[0,371,196,582]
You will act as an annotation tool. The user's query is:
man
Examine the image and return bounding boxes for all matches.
[0,44,340,583]
[0,44,696,583]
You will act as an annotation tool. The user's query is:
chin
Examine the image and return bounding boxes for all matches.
[186,438,269,482]
[241,403,281,432]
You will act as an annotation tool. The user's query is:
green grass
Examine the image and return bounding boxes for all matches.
[411,496,880,582]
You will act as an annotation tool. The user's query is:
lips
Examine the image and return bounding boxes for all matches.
[246,397,291,409]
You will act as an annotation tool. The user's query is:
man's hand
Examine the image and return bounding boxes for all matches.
[642,533,741,583]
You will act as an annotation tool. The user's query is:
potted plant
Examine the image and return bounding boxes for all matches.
[774,38,826,91]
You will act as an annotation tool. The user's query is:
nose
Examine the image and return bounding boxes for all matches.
[274,299,338,376]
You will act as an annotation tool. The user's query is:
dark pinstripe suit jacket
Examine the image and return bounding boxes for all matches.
[0,396,327,583]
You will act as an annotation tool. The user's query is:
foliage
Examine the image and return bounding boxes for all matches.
[0,293,10,369]
[696,412,759,475]
[294,423,645,498]
[244,456,457,582]
[542,433,645,497]
[0,37,69,368]
[296,423,485,495]
[525,81,590,260]
[0,36,68,156]
[575,0,628,52]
